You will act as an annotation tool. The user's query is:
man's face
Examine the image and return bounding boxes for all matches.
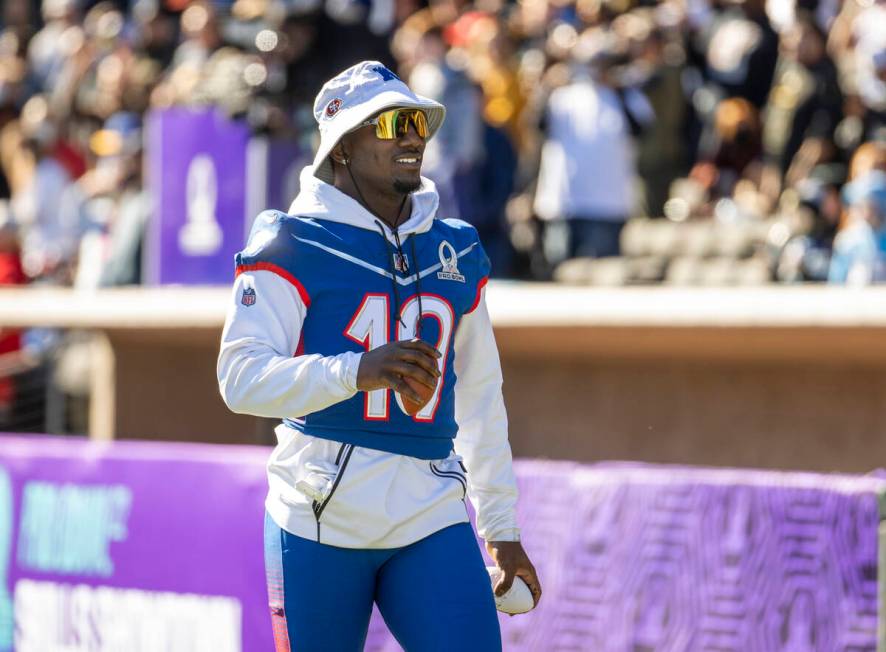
[335,108,427,196]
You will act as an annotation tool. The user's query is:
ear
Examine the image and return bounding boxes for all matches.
[330,141,349,166]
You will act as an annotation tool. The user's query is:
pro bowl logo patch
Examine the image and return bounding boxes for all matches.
[436,241,465,283]
[324,98,343,119]
[241,287,257,306]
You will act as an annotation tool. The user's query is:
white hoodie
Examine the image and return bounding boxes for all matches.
[217,166,519,548]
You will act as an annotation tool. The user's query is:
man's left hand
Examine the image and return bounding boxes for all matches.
[485,540,542,608]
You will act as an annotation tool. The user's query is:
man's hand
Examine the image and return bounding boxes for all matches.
[356,339,441,403]
[486,540,542,608]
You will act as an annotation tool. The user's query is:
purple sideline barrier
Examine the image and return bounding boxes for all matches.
[1,435,883,651]
[0,435,270,652]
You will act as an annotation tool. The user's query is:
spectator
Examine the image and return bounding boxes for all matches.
[130,0,179,70]
[849,140,886,181]
[693,0,779,110]
[533,29,653,270]
[64,112,149,288]
[828,170,886,285]
[407,25,484,222]
[451,12,526,150]
[630,9,687,217]
[27,0,79,92]
[763,12,843,179]
[849,0,886,142]
[9,95,79,281]
[775,162,846,282]
[691,97,762,207]
[0,202,25,428]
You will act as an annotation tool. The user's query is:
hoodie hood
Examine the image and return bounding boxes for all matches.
[288,164,440,243]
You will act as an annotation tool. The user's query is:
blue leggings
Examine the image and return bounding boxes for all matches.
[264,515,501,651]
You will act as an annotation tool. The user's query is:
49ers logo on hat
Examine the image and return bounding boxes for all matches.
[324,98,343,118]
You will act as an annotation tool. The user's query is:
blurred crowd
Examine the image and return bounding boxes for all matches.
[0,0,884,433]
[0,0,884,292]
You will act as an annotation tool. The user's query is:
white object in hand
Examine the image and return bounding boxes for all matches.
[487,566,534,615]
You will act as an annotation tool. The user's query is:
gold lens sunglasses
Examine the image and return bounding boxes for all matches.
[354,108,429,140]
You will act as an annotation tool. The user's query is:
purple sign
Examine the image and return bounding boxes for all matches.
[368,463,885,651]
[146,108,251,285]
[0,435,271,651]
[146,109,311,286]
[2,436,883,651]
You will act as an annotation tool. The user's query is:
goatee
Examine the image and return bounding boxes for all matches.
[393,177,421,194]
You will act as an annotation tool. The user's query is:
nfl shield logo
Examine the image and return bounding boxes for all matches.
[241,287,257,306]
[393,252,409,273]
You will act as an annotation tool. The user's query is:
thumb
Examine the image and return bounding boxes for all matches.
[494,568,515,596]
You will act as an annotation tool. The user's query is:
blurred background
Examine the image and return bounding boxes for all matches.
[2,0,886,649]
[0,0,885,289]
[0,0,885,463]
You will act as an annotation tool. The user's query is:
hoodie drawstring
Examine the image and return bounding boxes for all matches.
[410,236,423,338]
[375,220,406,330]
[374,220,423,338]
[341,159,423,337]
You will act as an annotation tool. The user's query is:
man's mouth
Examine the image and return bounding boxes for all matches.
[395,155,421,167]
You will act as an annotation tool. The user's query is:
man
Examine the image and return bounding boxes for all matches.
[217,61,541,651]
[762,12,842,179]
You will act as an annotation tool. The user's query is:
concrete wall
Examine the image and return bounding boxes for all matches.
[501,357,886,473]
[3,286,885,473]
[100,324,886,474]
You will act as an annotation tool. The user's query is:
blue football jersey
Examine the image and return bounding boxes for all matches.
[235,210,491,460]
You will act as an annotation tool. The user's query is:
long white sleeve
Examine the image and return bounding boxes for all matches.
[217,270,361,418]
[452,287,520,542]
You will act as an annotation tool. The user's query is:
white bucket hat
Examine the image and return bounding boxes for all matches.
[311,61,446,184]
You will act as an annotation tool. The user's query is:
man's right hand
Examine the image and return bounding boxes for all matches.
[356,339,441,402]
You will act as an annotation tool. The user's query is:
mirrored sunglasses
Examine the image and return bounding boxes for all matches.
[355,108,429,140]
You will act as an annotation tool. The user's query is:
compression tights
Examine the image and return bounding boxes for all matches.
[264,514,502,651]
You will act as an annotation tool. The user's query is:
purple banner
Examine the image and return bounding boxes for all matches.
[146,108,251,286]
[368,462,885,651]
[1,436,883,651]
[0,435,271,651]
[493,462,880,652]
[146,109,311,286]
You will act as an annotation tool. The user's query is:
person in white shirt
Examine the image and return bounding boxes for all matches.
[534,47,653,271]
